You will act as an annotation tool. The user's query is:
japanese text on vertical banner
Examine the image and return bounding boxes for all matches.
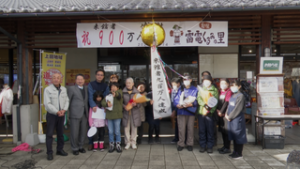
[77,21,228,48]
[41,52,67,122]
[151,46,172,119]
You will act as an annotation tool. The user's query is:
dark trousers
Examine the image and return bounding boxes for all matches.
[174,117,179,141]
[46,113,65,155]
[234,141,244,155]
[137,122,144,141]
[89,127,106,144]
[148,119,160,139]
[198,114,215,149]
[220,126,230,149]
[93,127,105,142]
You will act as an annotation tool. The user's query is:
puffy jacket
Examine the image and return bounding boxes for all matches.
[173,85,198,116]
[44,84,69,115]
[101,89,123,120]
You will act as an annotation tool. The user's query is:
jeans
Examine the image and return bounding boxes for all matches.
[107,119,121,143]
[198,114,215,149]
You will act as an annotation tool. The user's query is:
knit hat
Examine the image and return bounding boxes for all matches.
[202,75,213,82]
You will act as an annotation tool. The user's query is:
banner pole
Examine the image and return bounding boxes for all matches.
[39,49,42,123]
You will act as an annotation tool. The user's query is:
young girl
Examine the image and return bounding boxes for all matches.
[89,91,106,152]
[102,82,123,153]
[225,80,247,159]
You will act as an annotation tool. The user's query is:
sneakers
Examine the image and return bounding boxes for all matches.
[231,152,243,159]
[108,142,115,153]
[187,146,193,151]
[132,144,137,150]
[125,143,131,150]
[99,141,104,152]
[116,142,122,153]
[217,146,225,152]
[207,148,213,154]
[177,146,184,151]
[199,147,206,153]
[219,148,231,154]
[229,151,235,157]
[93,142,98,152]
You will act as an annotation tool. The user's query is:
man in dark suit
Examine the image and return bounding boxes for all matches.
[68,74,89,155]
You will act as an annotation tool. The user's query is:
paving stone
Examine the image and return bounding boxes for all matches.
[197,160,215,166]
[183,166,201,169]
[217,166,236,169]
[45,165,64,169]
[113,166,131,169]
[166,165,184,169]
[148,166,166,169]
[62,164,81,169]
[132,159,149,166]
[51,159,71,165]
[67,159,86,165]
[252,166,272,169]
[235,166,254,169]
[96,164,114,169]
[79,164,97,169]
[131,166,149,169]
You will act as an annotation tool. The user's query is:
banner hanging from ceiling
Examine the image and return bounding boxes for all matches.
[76,21,228,48]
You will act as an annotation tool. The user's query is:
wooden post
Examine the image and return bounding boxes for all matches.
[17,21,33,104]
[261,15,272,56]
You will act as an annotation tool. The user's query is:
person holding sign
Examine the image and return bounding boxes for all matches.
[101,82,123,153]
[67,74,89,155]
[123,78,141,150]
[197,75,219,154]
[173,75,198,151]
[216,79,233,154]
[225,80,247,159]
[88,91,106,152]
[44,73,69,161]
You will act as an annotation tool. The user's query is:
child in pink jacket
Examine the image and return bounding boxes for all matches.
[89,91,106,151]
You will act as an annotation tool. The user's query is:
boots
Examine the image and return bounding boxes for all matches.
[99,141,104,152]
[116,142,122,153]
[108,142,115,153]
[93,142,98,152]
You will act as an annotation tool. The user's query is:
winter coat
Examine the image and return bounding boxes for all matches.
[197,85,219,116]
[101,89,123,120]
[173,85,198,116]
[225,92,247,144]
[138,92,147,122]
[122,87,141,127]
[44,84,69,115]
[0,86,13,115]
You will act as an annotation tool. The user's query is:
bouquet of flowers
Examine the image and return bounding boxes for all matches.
[125,93,150,111]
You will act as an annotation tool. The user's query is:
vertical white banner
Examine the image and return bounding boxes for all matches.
[151,46,172,119]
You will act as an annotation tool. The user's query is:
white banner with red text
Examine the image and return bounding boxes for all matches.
[76,21,228,48]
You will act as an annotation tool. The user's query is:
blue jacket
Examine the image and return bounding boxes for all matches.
[171,88,179,111]
[173,85,198,116]
[88,80,109,108]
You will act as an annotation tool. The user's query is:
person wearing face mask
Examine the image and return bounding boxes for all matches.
[170,78,181,143]
[197,75,219,154]
[173,76,198,151]
[216,79,233,154]
[225,80,247,159]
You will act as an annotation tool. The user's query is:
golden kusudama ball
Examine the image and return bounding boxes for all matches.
[141,23,165,46]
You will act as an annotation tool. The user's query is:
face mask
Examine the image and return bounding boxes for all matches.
[183,81,191,86]
[220,84,228,90]
[203,81,211,88]
[231,86,239,93]
[173,85,178,90]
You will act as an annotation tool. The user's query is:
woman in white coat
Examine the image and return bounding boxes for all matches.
[0,79,13,124]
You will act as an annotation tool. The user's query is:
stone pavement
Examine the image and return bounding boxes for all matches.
[0,142,294,169]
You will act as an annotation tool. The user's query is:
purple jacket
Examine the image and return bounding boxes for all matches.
[173,85,198,116]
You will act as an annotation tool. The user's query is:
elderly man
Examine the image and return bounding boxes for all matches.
[68,74,88,155]
[44,73,69,160]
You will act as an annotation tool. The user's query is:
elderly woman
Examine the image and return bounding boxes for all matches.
[123,77,141,150]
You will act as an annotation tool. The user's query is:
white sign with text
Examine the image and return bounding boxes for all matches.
[77,21,228,48]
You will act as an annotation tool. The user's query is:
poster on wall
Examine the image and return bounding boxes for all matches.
[260,57,283,74]
[41,52,67,122]
[77,21,228,48]
[151,46,172,119]
[66,69,90,86]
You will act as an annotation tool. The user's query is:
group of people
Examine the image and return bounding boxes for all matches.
[170,71,247,159]
[44,69,247,161]
[44,69,161,161]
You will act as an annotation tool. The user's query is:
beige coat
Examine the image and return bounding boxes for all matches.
[122,87,141,127]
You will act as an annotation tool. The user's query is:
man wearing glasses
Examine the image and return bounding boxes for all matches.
[87,69,109,150]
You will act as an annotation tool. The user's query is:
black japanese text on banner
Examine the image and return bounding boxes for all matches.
[77,21,228,48]
[151,46,172,119]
